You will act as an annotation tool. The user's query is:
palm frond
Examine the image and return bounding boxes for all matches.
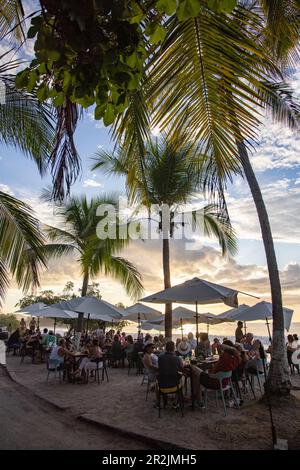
[0,190,46,302]
[0,75,55,174]
[48,98,82,201]
[104,255,143,300]
[0,0,25,44]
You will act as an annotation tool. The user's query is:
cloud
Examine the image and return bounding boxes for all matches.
[83,179,103,188]
[0,183,13,194]
[226,178,300,244]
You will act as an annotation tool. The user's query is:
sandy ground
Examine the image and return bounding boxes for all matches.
[3,355,300,450]
[0,367,151,450]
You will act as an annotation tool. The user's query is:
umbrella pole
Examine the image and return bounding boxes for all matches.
[86,313,90,338]
[180,318,183,340]
[54,318,57,334]
[207,323,209,335]
[138,312,141,337]
[265,317,272,343]
[37,316,40,330]
[244,321,247,336]
[196,302,199,349]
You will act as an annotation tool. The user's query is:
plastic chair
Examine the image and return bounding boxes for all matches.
[203,370,238,416]
[157,379,184,418]
[46,358,63,383]
[85,358,103,385]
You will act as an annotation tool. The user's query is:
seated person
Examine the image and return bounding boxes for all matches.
[195,332,211,358]
[176,337,192,358]
[157,341,184,389]
[142,343,159,384]
[7,328,21,353]
[187,332,197,351]
[73,339,103,377]
[191,342,241,406]
[110,334,123,366]
[211,338,220,354]
[49,338,75,378]
[124,335,134,355]
[242,332,254,352]
[42,330,56,348]
[245,339,265,374]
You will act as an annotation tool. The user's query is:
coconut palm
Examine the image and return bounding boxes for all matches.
[43,194,143,331]
[0,191,46,305]
[92,136,237,339]
[110,4,300,394]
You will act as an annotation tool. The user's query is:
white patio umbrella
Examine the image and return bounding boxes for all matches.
[147,306,234,337]
[216,304,250,319]
[140,321,165,332]
[122,303,162,334]
[34,307,76,334]
[16,302,47,314]
[51,296,123,331]
[141,277,252,345]
[227,301,294,341]
[16,302,49,329]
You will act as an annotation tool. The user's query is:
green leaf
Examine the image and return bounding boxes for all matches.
[149,25,167,45]
[15,70,30,89]
[27,71,39,92]
[95,103,106,120]
[36,84,49,101]
[207,0,237,12]
[53,92,65,107]
[47,50,61,61]
[176,0,201,21]
[27,25,38,39]
[126,52,138,69]
[103,104,115,126]
[157,0,177,16]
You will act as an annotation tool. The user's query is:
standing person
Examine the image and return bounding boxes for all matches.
[7,323,13,338]
[235,321,245,343]
[29,317,37,331]
[20,318,26,330]
[293,334,299,348]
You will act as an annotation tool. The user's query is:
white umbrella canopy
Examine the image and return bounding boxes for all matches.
[123,303,162,322]
[141,321,165,332]
[228,301,294,331]
[16,302,47,314]
[141,277,239,307]
[147,307,234,328]
[34,307,76,319]
[216,304,250,320]
[51,296,123,320]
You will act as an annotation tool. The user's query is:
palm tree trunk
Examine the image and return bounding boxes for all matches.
[77,271,89,332]
[236,138,291,396]
[162,237,172,340]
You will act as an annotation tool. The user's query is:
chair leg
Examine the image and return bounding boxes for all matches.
[220,389,227,417]
[247,376,256,399]
[158,391,161,418]
[230,380,239,406]
[257,373,262,394]
[146,382,150,401]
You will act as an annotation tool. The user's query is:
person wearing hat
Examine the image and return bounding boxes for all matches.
[177,337,192,357]
[235,321,245,343]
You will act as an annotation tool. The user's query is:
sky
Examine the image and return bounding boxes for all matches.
[0,5,299,322]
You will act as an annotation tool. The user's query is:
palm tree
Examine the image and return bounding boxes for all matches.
[43,194,143,331]
[0,191,46,305]
[92,136,237,339]
[110,4,300,395]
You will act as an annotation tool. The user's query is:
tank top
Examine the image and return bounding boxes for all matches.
[49,345,64,363]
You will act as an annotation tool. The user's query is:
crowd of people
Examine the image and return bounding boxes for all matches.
[3,316,299,394]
